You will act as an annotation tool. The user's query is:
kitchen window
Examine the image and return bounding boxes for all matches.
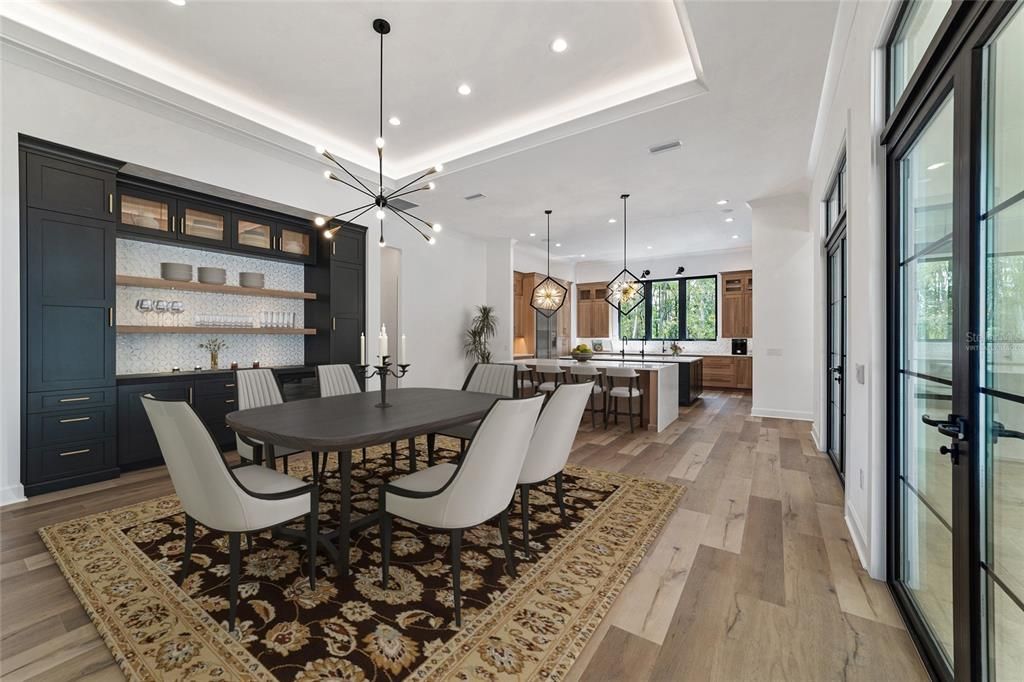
[619,275,717,341]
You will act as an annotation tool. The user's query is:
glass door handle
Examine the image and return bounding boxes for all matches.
[992,420,1024,444]
[922,413,968,440]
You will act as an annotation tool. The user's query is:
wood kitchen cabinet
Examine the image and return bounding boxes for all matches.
[721,269,753,338]
[576,282,610,339]
[702,356,753,389]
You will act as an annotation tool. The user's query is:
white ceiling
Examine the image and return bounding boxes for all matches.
[6,0,838,263]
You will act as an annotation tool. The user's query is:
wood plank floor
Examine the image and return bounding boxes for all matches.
[0,390,927,680]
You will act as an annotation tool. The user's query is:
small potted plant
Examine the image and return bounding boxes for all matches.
[198,337,228,369]
[669,342,683,357]
[571,343,593,362]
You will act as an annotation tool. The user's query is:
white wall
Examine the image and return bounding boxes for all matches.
[0,37,498,503]
[806,0,894,578]
[750,193,815,421]
[486,239,514,362]
[513,243,576,281]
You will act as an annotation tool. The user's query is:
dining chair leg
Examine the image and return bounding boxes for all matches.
[228,532,241,631]
[427,433,436,467]
[519,484,531,558]
[307,487,319,590]
[283,454,290,475]
[451,529,463,627]
[459,438,467,455]
[319,452,329,478]
[390,442,398,469]
[311,451,320,484]
[244,533,253,551]
[629,395,635,433]
[498,509,516,576]
[407,437,417,472]
[380,515,392,589]
[182,514,195,583]
[555,471,567,523]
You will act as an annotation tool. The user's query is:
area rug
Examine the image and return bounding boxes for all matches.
[40,439,682,680]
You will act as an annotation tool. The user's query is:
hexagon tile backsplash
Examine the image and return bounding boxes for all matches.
[116,239,306,375]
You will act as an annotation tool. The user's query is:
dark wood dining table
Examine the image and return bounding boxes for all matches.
[226,387,501,576]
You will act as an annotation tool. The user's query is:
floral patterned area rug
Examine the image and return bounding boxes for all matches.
[40,439,682,680]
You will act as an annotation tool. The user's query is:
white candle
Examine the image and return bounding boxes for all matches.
[380,323,388,360]
[400,334,406,364]
[359,332,365,365]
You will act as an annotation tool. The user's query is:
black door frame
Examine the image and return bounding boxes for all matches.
[883,2,1018,680]
[824,224,847,484]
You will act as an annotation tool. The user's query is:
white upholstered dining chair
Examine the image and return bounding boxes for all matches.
[380,394,544,626]
[516,382,592,557]
[533,360,564,401]
[141,395,319,631]
[569,364,605,428]
[235,369,303,472]
[429,362,516,463]
[515,363,536,397]
[604,366,644,433]
[316,364,365,476]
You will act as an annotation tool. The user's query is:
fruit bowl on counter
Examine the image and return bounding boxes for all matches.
[570,343,593,362]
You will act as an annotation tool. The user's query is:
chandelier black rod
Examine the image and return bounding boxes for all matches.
[621,193,629,271]
[341,204,376,229]
[391,205,436,230]
[327,172,377,199]
[387,183,432,202]
[392,206,433,242]
[323,151,375,197]
[546,210,552,275]
[330,202,374,220]
[386,167,436,199]
[378,28,384,194]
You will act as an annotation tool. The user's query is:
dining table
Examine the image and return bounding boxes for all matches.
[226,387,502,576]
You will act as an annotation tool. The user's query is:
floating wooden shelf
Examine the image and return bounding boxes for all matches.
[116,275,316,300]
[117,326,316,335]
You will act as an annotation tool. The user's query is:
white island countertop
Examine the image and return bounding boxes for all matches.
[520,358,678,432]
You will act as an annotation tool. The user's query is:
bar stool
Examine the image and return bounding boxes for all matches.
[569,364,606,428]
[604,367,643,433]
[534,360,564,404]
[515,363,536,398]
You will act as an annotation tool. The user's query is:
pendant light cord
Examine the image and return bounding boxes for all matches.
[622,194,628,271]
[547,212,551,275]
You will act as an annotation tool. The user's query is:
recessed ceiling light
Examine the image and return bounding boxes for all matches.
[457,83,472,96]
[646,245,653,249]
[608,218,616,223]
[551,37,568,53]
[716,199,729,205]
[168,0,186,5]
[724,217,735,223]
[555,242,561,247]
[580,254,586,257]
[927,161,947,170]
[388,116,401,126]
[731,234,739,239]
[529,232,536,237]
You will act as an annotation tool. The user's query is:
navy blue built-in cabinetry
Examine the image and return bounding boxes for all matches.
[20,139,122,495]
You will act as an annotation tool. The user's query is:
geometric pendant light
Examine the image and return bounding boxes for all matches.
[531,210,567,317]
[605,194,645,315]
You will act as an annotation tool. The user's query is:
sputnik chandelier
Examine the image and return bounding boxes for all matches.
[314,19,443,246]
[605,193,645,315]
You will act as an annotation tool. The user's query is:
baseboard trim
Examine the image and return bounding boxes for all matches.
[845,504,871,574]
[0,484,27,507]
[810,425,825,451]
[750,407,814,421]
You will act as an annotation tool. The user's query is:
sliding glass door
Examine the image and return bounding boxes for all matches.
[886,2,1022,679]
[826,230,847,480]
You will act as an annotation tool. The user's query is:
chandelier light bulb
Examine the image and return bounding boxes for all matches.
[428,236,437,245]
[375,137,385,149]
[375,209,386,220]
[431,223,442,232]
[323,170,332,180]
[427,182,436,190]
[314,216,326,227]
[314,144,326,155]
[323,229,334,239]
[433,163,444,173]
[379,235,386,247]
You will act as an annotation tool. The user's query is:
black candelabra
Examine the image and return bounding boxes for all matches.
[359,356,410,408]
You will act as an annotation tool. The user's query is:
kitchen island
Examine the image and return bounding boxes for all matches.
[521,358,679,432]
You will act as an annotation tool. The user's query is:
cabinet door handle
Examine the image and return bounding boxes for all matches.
[59,416,92,424]
[332,318,336,331]
[225,383,235,388]
[108,193,114,214]
[108,308,114,327]
[225,399,235,404]
[59,396,91,403]
[332,242,336,256]
[59,448,91,457]
[188,387,193,404]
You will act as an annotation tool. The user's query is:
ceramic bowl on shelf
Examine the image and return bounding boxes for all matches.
[197,267,226,285]
[160,262,193,282]
[239,272,265,289]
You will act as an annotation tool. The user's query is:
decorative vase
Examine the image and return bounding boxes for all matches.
[210,351,219,369]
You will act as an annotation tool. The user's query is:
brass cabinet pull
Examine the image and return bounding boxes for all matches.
[59,448,91,457]
[332,318,336,331]
[225,399,235,404]
[108,307,114,327]
[225,383,235,388]
[59,416,91,424]
[108,193,114,214]
[59,396,91,403]
[188,387,193,404]
[332,242,336,256]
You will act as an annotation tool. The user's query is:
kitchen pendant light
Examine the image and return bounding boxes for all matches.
[605,194,644,315]
[315,19,442,246]
[531,210,567,317]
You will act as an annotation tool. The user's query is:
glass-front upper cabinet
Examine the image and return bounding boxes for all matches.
[279,225,312,260]
[230,214,316,263]
[118,188,173,237]
[231,214,274,254]
[178,201,228,246]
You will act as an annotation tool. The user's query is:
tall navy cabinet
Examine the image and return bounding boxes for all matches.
[20,138,122,495]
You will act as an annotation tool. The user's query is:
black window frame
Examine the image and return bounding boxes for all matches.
[618,274,718,342]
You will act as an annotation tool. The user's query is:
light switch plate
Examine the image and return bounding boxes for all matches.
[856,364,866,384]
